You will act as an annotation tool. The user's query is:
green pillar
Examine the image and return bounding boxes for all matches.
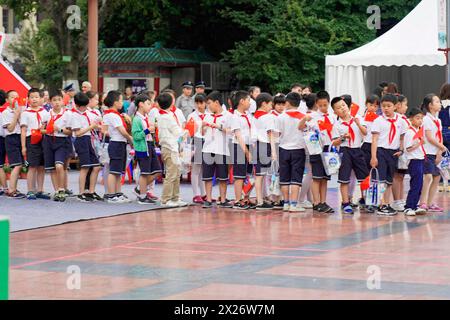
[0,216,9,300]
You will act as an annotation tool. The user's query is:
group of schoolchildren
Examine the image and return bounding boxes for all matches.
[0,84,447,217]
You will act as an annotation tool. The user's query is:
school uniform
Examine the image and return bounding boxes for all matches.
[187,111,206,165]
[332,115,368,184]
[397,114,411,175]
[70,109,100,169]
[423,112,443,177]
[202,111,232,181]
[20,107,50,167]
[132,111,161,176]
[361,111,379,171]
[310,111,336,180]
[103,110,128,175]
[169,105,187,128]
[253,110,276,176]
[404,126,426,210]
[277,110,306,186]
[230,110,256,179]
[43,109,72,170]
[2,108,23,167]
[371,114,409,184]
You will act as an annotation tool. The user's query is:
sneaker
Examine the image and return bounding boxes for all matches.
[273,200,284,210]
[116,193,132,204]
[377,205,397,216]
[358,198,366,208]
[53,192,66,202]
[289,205,306,212]
[64,189,74,197]
[313,203,325,212]
[417,203,428,213]
[233,201,250,210]
[78,193,94,202]
[391,201,405,212]
[342,203,354,214]
[298,200,313,209]
[218,200,233,208]
[146,192,159,201]
[428,204,444,212]
[403,208,416,216]
[106,196,122,204]
[366,206,376,214]
[255,202,274,211]
[321,203,335,214]
[248,201,257,210]
[202,201,213,208]
[283,203,290,211]
[8,190,26,199]
[36,192,51,200]
[161,200,179,208]
[193,196,204,204]
[133,186,140,196]
[176,200,189,207]
[137,196,157,205]
[90,192,103,201]
[415,206,427,215]
[26,192,37,200]
[0,189,4,196]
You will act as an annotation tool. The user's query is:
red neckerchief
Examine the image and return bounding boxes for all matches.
[104,109,127,130]
[410,126,427,157]
[169,105,181,127]
[213,113,223,124]
[321,112,333,141]
[384,115,398,145]
[72,109,91,125]
[271,110,280,117]
[198,112,206,121]
[240,112,252,129]
[341,118,355,147]
[50,109,65,123]
[285,110,305,120]
[428,114,443,143]
[159,109,169,115]
[254,110,268,119]
[228,108,234,114]
[25,108,44,126]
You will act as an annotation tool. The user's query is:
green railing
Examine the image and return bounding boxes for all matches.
[0,216,9,300]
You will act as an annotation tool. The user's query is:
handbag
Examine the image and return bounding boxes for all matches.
[365,168,385,207]
[304,130,323,156]
[321,145,341,176]
[397,153,409,170]
[438,150,450,170]
[268,160,281,196]
[94,135,109,165]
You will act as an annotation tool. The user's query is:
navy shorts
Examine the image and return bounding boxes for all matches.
[232,143,253,179]
[338,147,369,184]
[108,141,127,175]
[26,136,44,167]
[424,154,440,176]
[279,148,306,186]
[66,137,75,159]
[192,137,204,165]
[361,142,372,171]
[43,136,71,170]
[137,142,162,176]
[376,148,398,184]
[310,145,331,180]
[5,134,23,168]
[74,135,100,168]
[0,137,6,168]
[254,141,271,176]
[202,153,229,181]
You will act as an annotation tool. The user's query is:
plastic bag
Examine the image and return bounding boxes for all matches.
[179,138,192,175]
[321,146,341,176]
[304,130,323,156]
[94,136,109,165]
[438,151,450,170]
[397,153,409,170]
[365,168,386,207]
[268,160,281,196]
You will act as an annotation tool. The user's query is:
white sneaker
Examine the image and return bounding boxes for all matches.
[162,200,179,208]
[289,205,306,212]
[117,194,132,204]
[415,207,427,215]
[283,203,290,211]
[175,200,189,207]
[298,200,313,209]
[403,208,416,216]
[391,202,405,212]
[106,196,121,204]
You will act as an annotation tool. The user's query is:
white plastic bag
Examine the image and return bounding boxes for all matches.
[179,139,192,175]
[268,160,281,196]
[438,151,450,170]
[304,130,323,156]
[397,154,409,170]
[94,136,109,165]
[365,168,386,207]
[321,146,341,176]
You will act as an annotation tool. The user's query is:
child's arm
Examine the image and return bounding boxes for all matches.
[117,125,133,144]
[268,130,277,161]
[74,123,98,137]
[370,132,379,168]
[6,108,21,133]
[20,126,27,157]
[354,117,367,136]
[394,134,405,157]
[298,114,312,130]
[424,130,447,151]
[131,118,146,142]
[235,129,251,162]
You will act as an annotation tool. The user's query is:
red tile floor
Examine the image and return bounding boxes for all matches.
[8,191,450,300]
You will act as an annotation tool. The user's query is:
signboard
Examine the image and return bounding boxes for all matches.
[0,216,9,300]
[438,0,447,49]
[132,79,147,94]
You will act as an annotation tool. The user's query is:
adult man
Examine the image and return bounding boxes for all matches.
[63,83,76,110]
[248,86,261,114]
[81,81,92,93]
[290,83,304,95]
[175,81,195,119]
[194,81,206,98]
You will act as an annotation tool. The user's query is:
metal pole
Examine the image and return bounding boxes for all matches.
[88,0,98,91]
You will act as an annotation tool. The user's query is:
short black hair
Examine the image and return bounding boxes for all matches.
[134,94,151,112]
[273,94,286,105]
[49,90,63,100]
[379,82,388,88]
[206,91,223,105]
[74,92,89,107]
[341,94,352,108]
[104,90,122,108]
[39,89,45,98]
[156,93,173,110]
[381,93,398,105]
[248,86,260,94]
[233,90,250,109]
[398,95,407,104]
[285,92,301,107]
[291,83,304,90]
[194,93,207,103]
[0,90,6,106]
[28,88,40,97]
[6,90,17,98]
[256,92,273,109]
[305,93,317,110]
[407,107,424,118]
[366,94,379,105]
[421,93,438,113]
[331,97,344,109]
[316,90,330,102]
[86,91,98,99]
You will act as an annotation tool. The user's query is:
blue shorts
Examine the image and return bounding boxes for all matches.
[43,136,70,170]
[310,145,331,180]
[424,154,440,176]
[108,141,127,175]
[74,136,100,168]
[136,142,162,176]
[5,134,23,168]
[202,153,229,181]
[0,137,6,168]
[338,147,369,184]
[254,141,271,176]
[232,143,253,180]
[26,136,44,167]
[376,148,398,185]
[361,142,372,172]
[279,148,306,186]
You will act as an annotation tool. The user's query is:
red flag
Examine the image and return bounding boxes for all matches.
[350,103,360,117]
[364,112,378,122]
[361,175,371,191]
[185,118,197,137]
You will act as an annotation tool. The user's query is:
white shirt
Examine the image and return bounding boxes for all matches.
[0,109,5,137]
[362,112,379,144]
[20,108,50,137]
[47,109,71,137]
[423,112,442,155]
[149,107,159,124]
[187,111,207,139]
[135,111,153,142]
[332,115,366,148]
[230,110,256,145]
[103,112,127,142]
[277,110,306,150]
[298,101,308,114]
[404,127,425,160]
[70,110,95,137]
[371,114,408,150]
[312,111,337,147]
[202,111,232,156]
[157,111,184,152]
[249,99,257,114]
[169,107,186,128]
[254,111,276,144]
[1,108,21,135]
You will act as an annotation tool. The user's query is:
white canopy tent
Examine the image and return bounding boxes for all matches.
[325,0,447,111]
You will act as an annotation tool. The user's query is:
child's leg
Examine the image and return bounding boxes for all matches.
[382,185,393,205]
[89,166,101,194]
[172,152,181,202]
[281,186,289,204]
[191,163,202,197]
[290,185,300,205]
[107,173,117,195]
[64,159,70,190]
[320,180,328,204]
[55,163,65,191]
[340,183,349,204]
[103,164,110,193]
[79,168,88,194]
[298,162,311,202]
[0,169,7,190]
[9,166,21,193]
[138,174,148,197]
[393,173,404,202]
[115,175,121,194]
[234,179,244,202]
[36,166,45,193]
[420,174,432,205]
[219,181,227,202]
[348,171,357,202]
[405,160,423,210]
[255,175,264,205]
[27,167,37,193]
[50,171,58,192]
[205,180,213,202]
[427,175,441,206]
[311,179,321,205]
